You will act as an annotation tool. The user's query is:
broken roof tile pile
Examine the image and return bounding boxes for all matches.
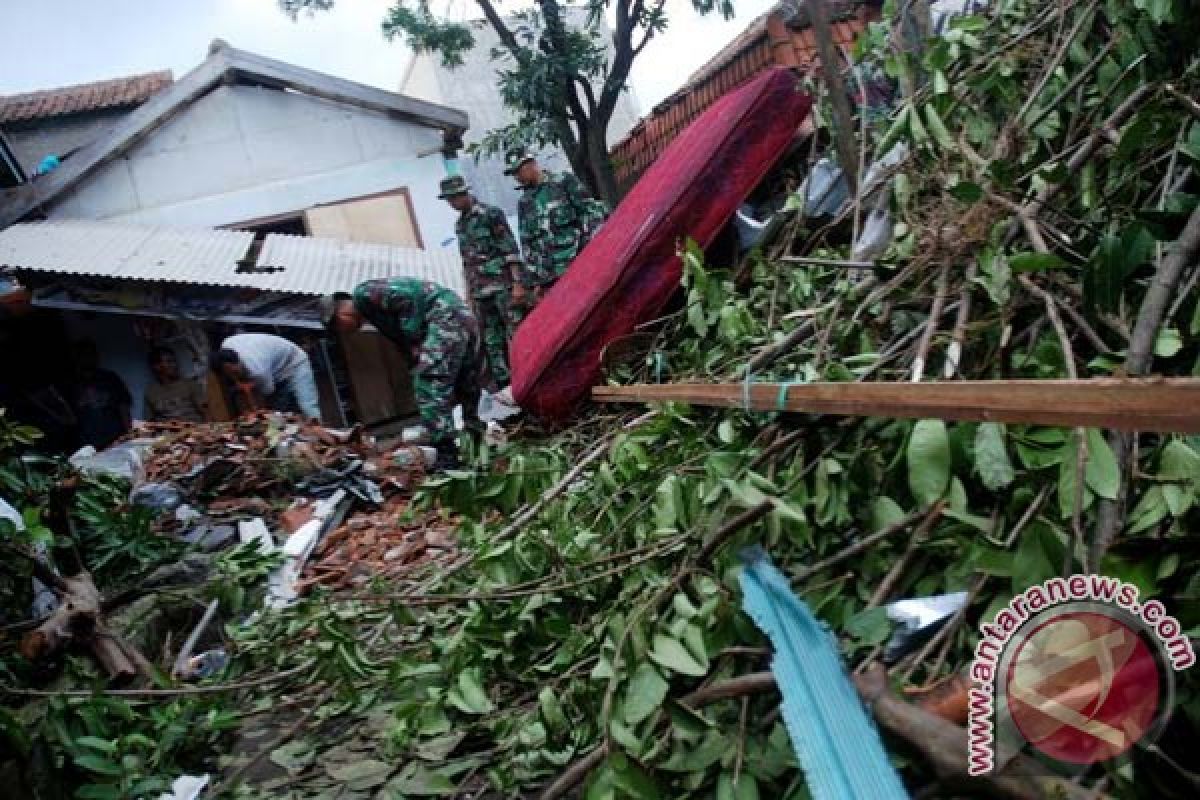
[298,506,459,593]
[129,415,450,588]
[0,70,173,124]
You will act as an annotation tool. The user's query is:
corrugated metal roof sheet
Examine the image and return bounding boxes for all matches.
[0,220,254,284]
[256,234,466,298]
[0,220,466,298]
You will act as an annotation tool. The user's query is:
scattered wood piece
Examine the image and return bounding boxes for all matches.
[593,378,1200,434]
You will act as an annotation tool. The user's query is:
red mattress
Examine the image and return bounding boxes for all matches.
[509,67,813,419]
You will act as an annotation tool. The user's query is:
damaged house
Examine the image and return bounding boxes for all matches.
[0,40,470,446]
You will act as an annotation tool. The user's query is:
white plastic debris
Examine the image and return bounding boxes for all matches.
[392,446,438,468]
[69,440,153,484]
[804,157,850,217]
[484,421,508,447]
[237,518,275,554]
[886,591,968,630]
[267,489,348,609]
[852,207,894,262]
[158,774,209,800]
[2,497,59,619]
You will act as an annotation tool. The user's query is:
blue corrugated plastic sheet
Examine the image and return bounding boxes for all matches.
[739,547,909,800]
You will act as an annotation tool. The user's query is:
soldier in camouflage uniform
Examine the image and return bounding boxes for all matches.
[438,174,525,388]
[506,150,608,303]
[320,278,483,468]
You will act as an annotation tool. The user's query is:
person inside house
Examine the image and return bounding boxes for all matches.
[70,340,132,449]
[507,150,608,305]
[210,333,320,422]
[143,346,207,423]
[319,278,483,469]
[438,174,526,389]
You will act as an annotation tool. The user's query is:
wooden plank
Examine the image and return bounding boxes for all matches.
[340,331,416,425]
[592,379,1200,433]
[0,53,229,227]
[304,190,421,248]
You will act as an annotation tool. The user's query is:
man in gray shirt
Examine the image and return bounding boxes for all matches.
[211,333,320,422]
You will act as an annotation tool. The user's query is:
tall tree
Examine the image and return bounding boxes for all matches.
[279,0,735,204]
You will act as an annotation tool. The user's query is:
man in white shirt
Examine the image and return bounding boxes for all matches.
[211,333,320,422]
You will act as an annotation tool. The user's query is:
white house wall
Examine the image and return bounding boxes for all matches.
[45,85,461,254]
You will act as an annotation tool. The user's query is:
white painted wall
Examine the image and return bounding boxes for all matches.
[45,85,462,256]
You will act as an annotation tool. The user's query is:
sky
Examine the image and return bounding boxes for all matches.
[0,0,777,114]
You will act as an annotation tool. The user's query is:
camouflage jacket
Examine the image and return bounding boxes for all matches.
[517,171,608,286]
[455,201,523,299]
[351,278,475,356]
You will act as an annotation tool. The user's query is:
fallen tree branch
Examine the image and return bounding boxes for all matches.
[545,663,1106,800]
[796,505,933,580]
[1091,202,1200,568]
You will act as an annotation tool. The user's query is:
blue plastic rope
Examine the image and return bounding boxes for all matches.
[739,549,908,800]
[776,381,801,411]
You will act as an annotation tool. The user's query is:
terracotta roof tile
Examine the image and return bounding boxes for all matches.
[610,2,875,189]
[0,70,173,124]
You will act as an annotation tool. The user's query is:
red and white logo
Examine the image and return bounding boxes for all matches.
[1005,610,1160,765]
[967,576,1193,776]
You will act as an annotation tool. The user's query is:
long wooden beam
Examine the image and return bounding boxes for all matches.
[592,378,1200,433]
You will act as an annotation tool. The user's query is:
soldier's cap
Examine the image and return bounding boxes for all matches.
[318,292,353,329]
[437,174,470,198]
[503,149,535,175]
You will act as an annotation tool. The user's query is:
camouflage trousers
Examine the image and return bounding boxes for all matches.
[475,292,515,388]
[412,309,484,446]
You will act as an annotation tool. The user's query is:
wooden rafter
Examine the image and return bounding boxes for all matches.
[592,378,1200,433]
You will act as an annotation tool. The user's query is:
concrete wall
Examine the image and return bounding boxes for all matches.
[5,110,129,173]
[45,85,462,256]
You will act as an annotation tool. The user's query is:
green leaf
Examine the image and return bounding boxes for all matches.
[1159,439,1200,516]
[717,772,761,800]
[649,634,708,677]
[1084,429,1120,500]
[907,419,951,506]
[73,753,123,777]
[386,763,456,796]
[1155,328,1183,358]
[415,732,467,763]
[924,104,956,149]
[869,496,906,532]
[974,423,1015,490]
[845,606,891,645]
[1058,434,1094,518]
[1009,252,1069,272]
[717,419,736,444]
[0,708,30,757]
[447,669,494,715]
[1013,524,1058,591]
[622,663,669,726]
[270,740,315,773]
[609,751,661,799]
[660,730,728,771]
[75,736,117,755]
[74,786,122,800]
[948,182,983,203]
[1127,486,1169,534]
[329,759,394,791]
